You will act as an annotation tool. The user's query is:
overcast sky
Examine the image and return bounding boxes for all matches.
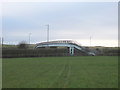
[2,2,118,47]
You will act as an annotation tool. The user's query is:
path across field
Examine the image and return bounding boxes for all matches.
[2,56,118,88]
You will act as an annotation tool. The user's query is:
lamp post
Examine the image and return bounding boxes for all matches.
[90,36,91,46]
[45,24,49,42]
[29,33,31,45]
[2,37,3,47]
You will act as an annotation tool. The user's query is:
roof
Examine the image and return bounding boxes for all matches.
[36,40,81,46]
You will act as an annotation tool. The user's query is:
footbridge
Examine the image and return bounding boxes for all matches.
[34,40,95,56]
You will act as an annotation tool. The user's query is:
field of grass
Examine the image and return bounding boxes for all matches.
[2,56,118,88]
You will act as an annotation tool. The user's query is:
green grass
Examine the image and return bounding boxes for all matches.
[2,56,118,88]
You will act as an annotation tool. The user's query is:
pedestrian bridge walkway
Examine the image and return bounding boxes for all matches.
[34,40,95,56]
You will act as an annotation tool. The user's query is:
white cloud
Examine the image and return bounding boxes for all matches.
[77,39,118,47]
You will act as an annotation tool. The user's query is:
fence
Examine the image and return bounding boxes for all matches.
[2,48,69,58]
[2,47,119,58]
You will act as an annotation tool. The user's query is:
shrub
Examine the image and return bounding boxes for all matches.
[17,41,28,49]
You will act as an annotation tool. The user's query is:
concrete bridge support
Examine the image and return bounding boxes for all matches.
[69,47,74,55]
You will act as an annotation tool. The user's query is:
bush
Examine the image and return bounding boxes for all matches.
[17,41,28,49]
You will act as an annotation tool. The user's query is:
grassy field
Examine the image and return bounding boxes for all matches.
[2,56,118,88]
